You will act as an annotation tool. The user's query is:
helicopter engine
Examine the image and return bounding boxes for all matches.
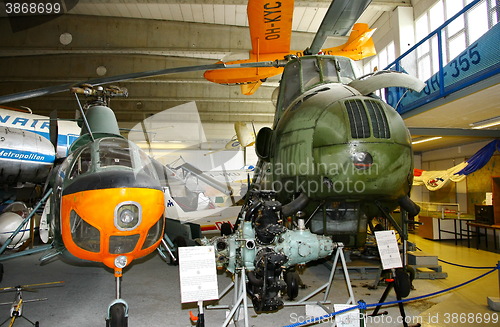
[204,190,334,312]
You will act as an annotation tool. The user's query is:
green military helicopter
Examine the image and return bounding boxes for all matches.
[254,55,424,248]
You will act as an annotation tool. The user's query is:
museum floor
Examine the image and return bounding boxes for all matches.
[0,233,498,327]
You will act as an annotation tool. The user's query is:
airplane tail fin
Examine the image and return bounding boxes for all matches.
[240,80,263,95]
[323,23,377,60]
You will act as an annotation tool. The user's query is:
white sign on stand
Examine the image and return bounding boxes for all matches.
[333,304,362,327]
[179,246,219,303]
[374,230,403,270]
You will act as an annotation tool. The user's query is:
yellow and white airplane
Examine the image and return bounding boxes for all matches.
[204,0,376,94]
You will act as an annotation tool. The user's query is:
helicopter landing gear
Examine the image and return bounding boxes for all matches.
[105,272,128,327]
[285,270,300,300]
[106,300,128,327]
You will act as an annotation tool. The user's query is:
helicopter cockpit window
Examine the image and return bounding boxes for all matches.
[302,58,321,90]
[281,60,301,110]
[322,59,340,83]
[98,137,160,181]
[336,57,357,83]
[99,138,133,168]
[69,147,92,179]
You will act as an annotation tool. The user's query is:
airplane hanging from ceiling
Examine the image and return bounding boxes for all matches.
[203,0,376,95]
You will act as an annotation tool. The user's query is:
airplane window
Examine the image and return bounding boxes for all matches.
[69,146,92,179]
[99,138,133,168]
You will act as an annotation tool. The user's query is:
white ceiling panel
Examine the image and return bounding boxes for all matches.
[214,5,226,25]
[202,4,215,24]
[224,5,237,25]
[179,4,194,22]
[308,7,328,33]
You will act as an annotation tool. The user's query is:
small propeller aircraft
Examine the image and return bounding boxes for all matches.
[0,0,426,323]
[204,0,376,94]
[0,281,64,327]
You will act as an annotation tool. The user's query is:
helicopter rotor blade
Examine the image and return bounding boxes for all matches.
[0,281,64,293]
[306,0,372,55]
[0,61,285,105]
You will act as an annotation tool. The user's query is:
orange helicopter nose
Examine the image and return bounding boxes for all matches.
[60,172,165,270]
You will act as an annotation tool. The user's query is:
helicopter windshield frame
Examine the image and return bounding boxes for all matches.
[277,56,359,112]
[64,137,160,182]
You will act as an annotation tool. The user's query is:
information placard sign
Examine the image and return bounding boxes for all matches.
[179,246,219,303]
[374,230,403,270]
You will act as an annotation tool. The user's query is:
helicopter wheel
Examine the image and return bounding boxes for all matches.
[285,271,300,300]
[35,322,39,327]
[395,267,413,298]
[170,236,187,266]
[106,302,128,327]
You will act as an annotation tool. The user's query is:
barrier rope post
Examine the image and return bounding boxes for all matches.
[369,268,421,327]
[487,261,500,311]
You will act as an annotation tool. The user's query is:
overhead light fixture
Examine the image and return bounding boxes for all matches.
[470,116,500,129]
[96,65,107,76]
[412,136,442,145]
[59,32,72,45]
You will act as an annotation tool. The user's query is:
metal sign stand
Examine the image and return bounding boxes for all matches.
[208,243,356,326]
[293,243,356,305]
[220,267,249,327]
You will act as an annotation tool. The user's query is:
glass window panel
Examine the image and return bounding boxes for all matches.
[448,33,466,59]
[70,210,100,253]
[337,57,356,83]
[302,58,321,90]
[490,0,499,25]
[417,55,432,80]
[431,36,441,74]
[378,47,388,70]
[415,13,429,43]
[322,58,340,83]
[69,147,92,179]
[447,16,465,37]
[416,40,430,59]
[363,58,375,75]
[430,1,445,30]
[99,138,133,168]
[467,1,489,43]
[109,234,140,254]
[445,0,465,18]
[387,42,395,66]
[281,61,301,109]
